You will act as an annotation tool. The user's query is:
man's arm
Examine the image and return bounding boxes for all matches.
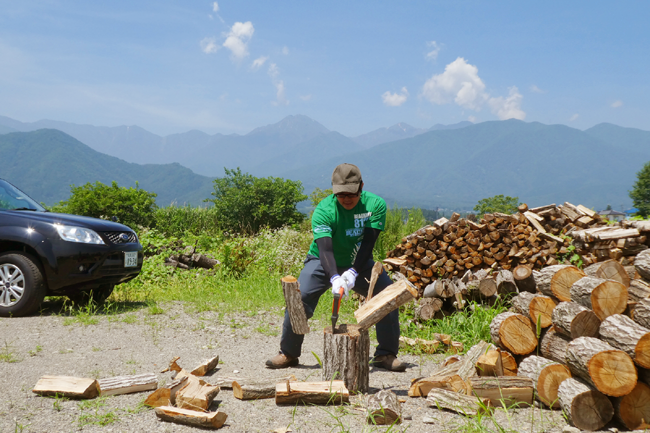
[352,227,382,271]
[315,236,338,280]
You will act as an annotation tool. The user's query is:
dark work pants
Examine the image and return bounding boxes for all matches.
[280,255,400,359]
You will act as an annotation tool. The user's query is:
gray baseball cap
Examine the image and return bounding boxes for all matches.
[331,163,362,194]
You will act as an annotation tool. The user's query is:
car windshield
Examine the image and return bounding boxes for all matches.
[0,179,46,212]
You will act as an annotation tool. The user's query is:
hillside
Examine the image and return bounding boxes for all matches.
[0,129,215,206]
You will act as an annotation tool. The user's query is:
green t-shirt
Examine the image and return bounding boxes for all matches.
[307,191,387,267]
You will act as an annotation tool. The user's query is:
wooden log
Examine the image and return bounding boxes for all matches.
[281,276,309,335]
[536,265,586,302]
[175,375,220,411]
[32,376,99,399]
[423,279,453,299]
[636,249,650,280]
[558,378,613,431]
[517,355,571,408]
[144,376,188,408]
[599,314,650,369]
[399,336,440,354]
[427,388,491,416]
[366,261,383,301]
[468,376,534,407]
[191,355,220,377]
[633,297,650,329]
[566,336,637,397]
[512,265,536,293]
[584,259,631,288]
[495,270,518,297]
[413,297,443,321]
[275,380,349,405]
[366,389,401,425]
[354,279,418,331]
[98,373,158,397]
[233,380,279,400]
[551,301,601,339]
[629,278,650,302]
[476,349,517,376]
[155,406,227,429]
[191,253,220,269]
[489,312,537,355]
[570,276,628,320]
[323,324,369,393]
[612,382,650,430]
[511,292,556,329]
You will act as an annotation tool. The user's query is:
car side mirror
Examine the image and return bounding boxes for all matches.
[111,216,118,222]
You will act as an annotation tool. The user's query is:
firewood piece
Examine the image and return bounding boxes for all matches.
[612,382,650,430]
[366,389,401,425]
[539,327,570,365]
[427,388,491,416]
[323,324,369,393]
[599,314,650,369]
[399,336,440,353]
[191,355,220,377]
[468,376,534,407]
[490,312,537,355]
[98,373,158,397]
[476,349,517,376]
[423,279,453,299]
[190,253,220,269]
[584,259,631,288]
[536,265,586,302]
[636,249,650,280]
[161,356,182,373]
[558,378,613,431]
[144,376,188,408]
[633,297,650,329]
[281,276,309,335]
[551,301,600,339]
[32,376,100,399]
[517,355,571,408]
[155,406,227,429]
[518,203,528,213]
[413,297,443,321]
[524,211,546,233]
[511,292,557,329]
[477,273,497,298]
[175,375,220,411]
[233,380,279,400]
[566,336,637,397]
[275,380,349,405]
[512,265,536,293]
[354,279,418,331]
[629,278,650,302]
[570,276,628,320]
[495,270,517,297]
[366,261,383,301]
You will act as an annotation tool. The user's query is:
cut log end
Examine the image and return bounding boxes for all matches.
[589,350,638,397]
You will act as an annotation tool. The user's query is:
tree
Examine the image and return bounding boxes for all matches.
[473,194,520,217]
[630,161,650,217]
[308,187,332,208]
[207,168,307,234]
[55,181,158,229]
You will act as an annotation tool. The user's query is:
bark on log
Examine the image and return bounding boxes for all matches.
[570,276,628,320]
[468,376,534,407]
[536,265,586,302]
[511,292,556,329]
[517,355,571,408]
[489,312,537,355]
[366,389,401,425]
[633,297,650,329]
[566,336,637,397]
[423,279,453,299]
[551,301,601,339]
[476,349,517,376]
[427,388,491,416]
[635,249,650,280]
[144,376,187,408]
[599,314,650,369]
[584,259,631,288]
[281,276,309,335]
[211,375,296,389]
[513,265,536,293]
[629,279,650,303]
[323,324,370,393]
[611,381,650,430]
[539,327,570,365]
[32,376,99,399]
[495,270,518,297]
[98,373,158,397]
[233,380,278,400]
[275,381,349,405]
[354,279,417,331]
[175,375,220,411]
[558,378,613,431]
[414,297,443,321]
[191,355,220,377]
[155,406,227,429]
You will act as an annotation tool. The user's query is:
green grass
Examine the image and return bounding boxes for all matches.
[0,341,21,363]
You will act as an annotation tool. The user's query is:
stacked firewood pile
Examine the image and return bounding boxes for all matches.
[164,244,220,270]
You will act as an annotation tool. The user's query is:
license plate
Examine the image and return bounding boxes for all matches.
[124,251,138,267]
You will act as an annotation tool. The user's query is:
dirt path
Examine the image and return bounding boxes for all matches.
[0,300,570,432]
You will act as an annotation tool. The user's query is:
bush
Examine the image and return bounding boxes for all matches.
[473,194,520,217]
[207,168,307,234]
[630,161,650,217]
[54,181,157,229]
[154,205,221,237]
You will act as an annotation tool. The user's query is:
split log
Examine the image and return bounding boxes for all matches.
[155,406,227,429]
[633,297,650,328]
[558,378,613,431]
[175,375,220,411]
[144,376,187,408]
[495,270,518,297]
[211,374,296,389]
[629,278,650,303]
[566,336,637,397]
[476,271,498,299]
[399,336,440,354]
[275,380,349,405]
[489,312,537,355]
[599,314,650,368]
[427,388,491,416]
[517,355,571,408]
[191,355,220,377]
[539,327,570,365]
[354,279,418,331]
[423,279,453,299]
[570,276,628,320]
[551,301,601,339]
[413,297,443,321]
[635,248,650,280]
[536,265,586,302]
[612,381,650,430]
[233,380,278,400]
[281,276,309,335]
[366,261,383,301]
[584,259,631,287]
[511,292,557,329]
[476,349,517,376]
[32,376,99,399]
[323,324,369,393]
[98,373,157,397]
[512,265,536,293]
[366,389,401,425]
[468,376,534,407]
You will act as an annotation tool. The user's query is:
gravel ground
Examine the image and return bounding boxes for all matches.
[0,300,577,432]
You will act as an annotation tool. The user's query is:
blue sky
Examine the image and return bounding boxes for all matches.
[0,1,648,136]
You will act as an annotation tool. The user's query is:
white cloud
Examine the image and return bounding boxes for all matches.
[426,41,441,61]
[488,86,525,120]
[299,94,312,101]
[382,87,409,107]
[272,80,288,106]
[223,21,254,60]
[611,100,623,108]
[252,56,268,69]
[468,116,477,123]
[268,63,279,78]
[569,114,579,121]
[530,85,545,94]
[200,37,219,54]
[282,46,289,55]
[212,2,219,12]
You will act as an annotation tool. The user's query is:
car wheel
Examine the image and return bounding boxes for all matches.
[68,285,115,306]
[0,252,46,317]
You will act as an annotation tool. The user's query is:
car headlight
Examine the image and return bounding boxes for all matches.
[54,224,105,245]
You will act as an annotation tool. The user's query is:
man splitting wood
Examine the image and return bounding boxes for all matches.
[266,163,407,372]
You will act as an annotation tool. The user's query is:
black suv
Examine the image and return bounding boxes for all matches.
[0,178,143,316]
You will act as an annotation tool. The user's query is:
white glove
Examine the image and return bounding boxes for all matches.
[341,268,358,290]
[330,274,350,298]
